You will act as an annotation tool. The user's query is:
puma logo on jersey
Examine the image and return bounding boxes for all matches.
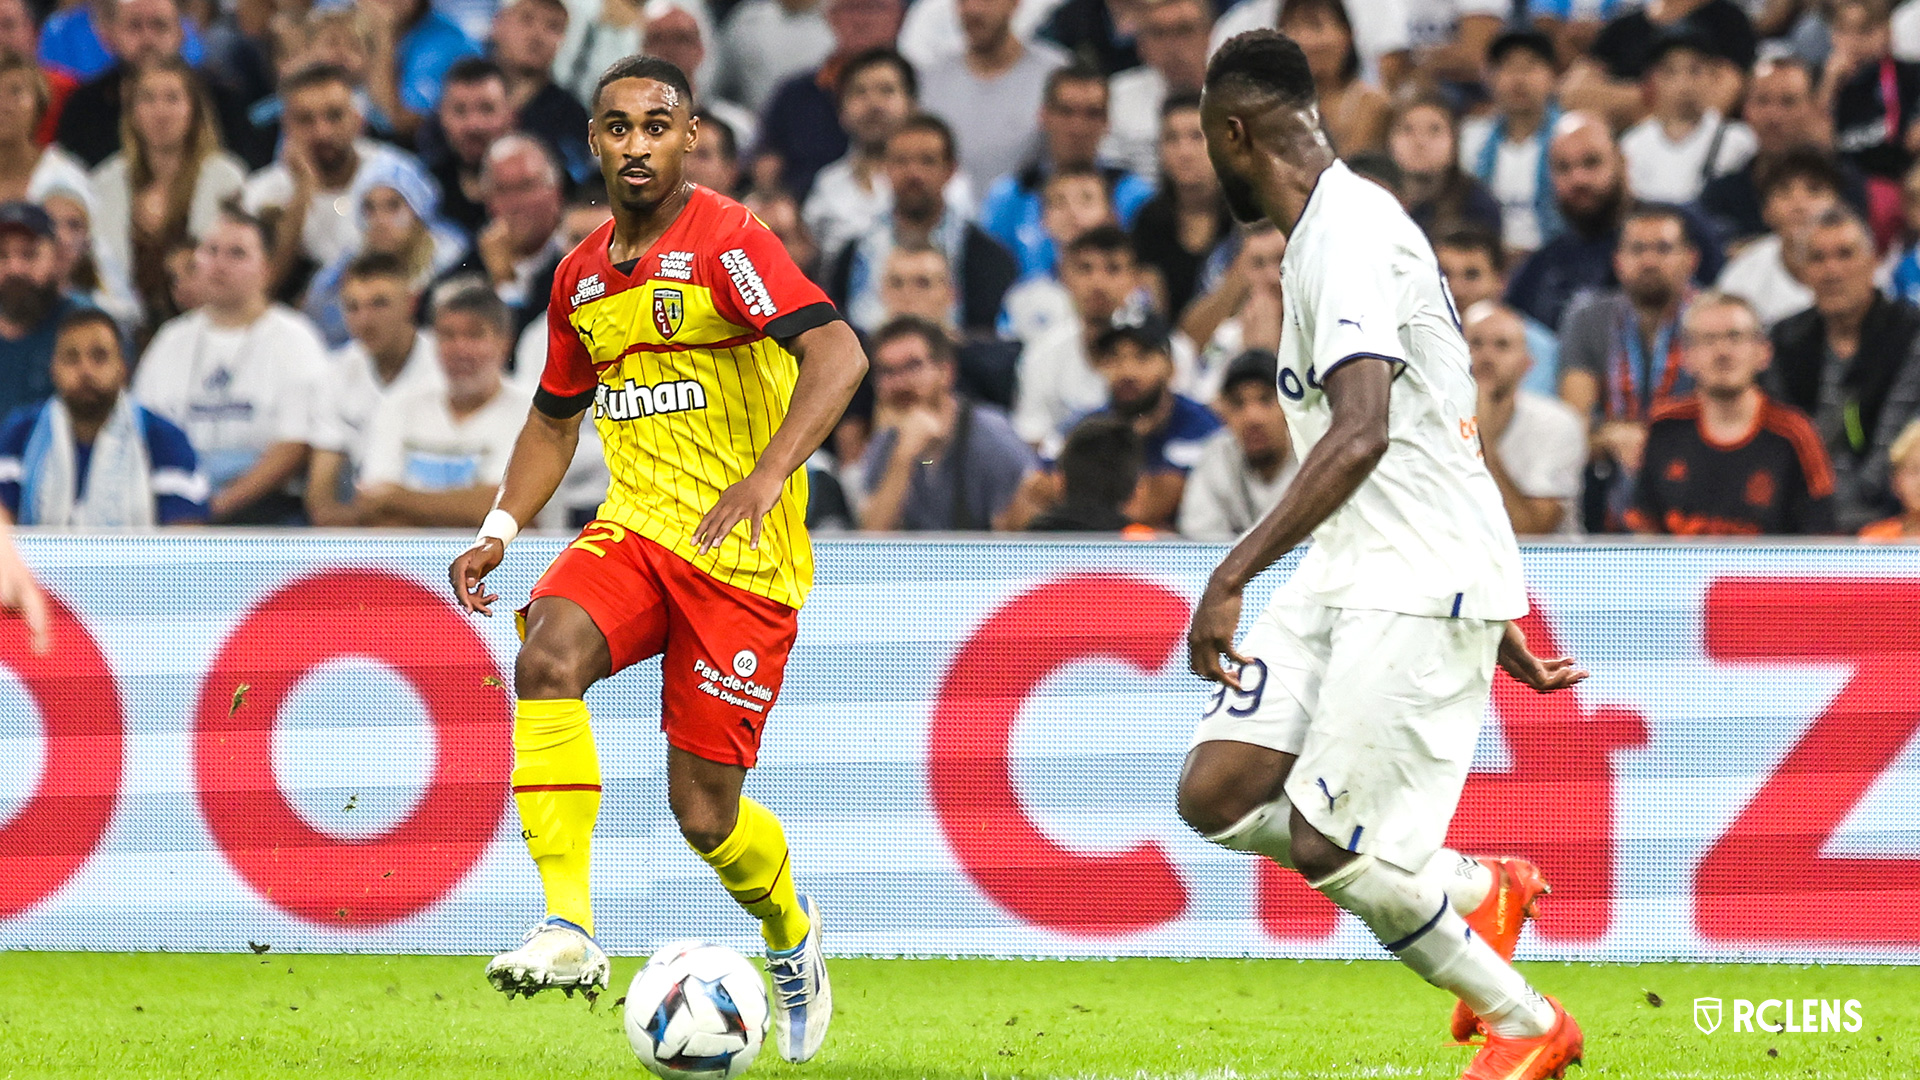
[1338,318,1362,331]
[720,248,776,317]
[570,274,605,308]
[594,378,709,421]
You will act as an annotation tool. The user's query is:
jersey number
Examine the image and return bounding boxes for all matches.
[1204,659,1269,718]
[568,521,629,557]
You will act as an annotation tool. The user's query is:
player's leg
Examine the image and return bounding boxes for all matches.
[666,747,810,951]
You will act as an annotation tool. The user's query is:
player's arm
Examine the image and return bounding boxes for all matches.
[1187,357,1394,687]
[449,406,583,614]
[694,319,868,551]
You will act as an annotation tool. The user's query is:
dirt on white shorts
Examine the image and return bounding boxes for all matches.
[1190,588,1503,873]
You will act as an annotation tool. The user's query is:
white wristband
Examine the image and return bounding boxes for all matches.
[477,509,520,547]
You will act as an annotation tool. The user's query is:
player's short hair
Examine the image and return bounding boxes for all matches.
[1680,289,1761,333]
[872,314,956,365]
[1056,414,1143,509]
[279,62,356,100]
[1621,202,1693,243]
[53,306,125,353]
[593,55,694,113]
[1888,417,1920,469]
[695,111,738,161]
[432,277,514,335]
[342,250,413,286]
[888,113,956,163]
[1063,223,1133,260]
[1044,61,1107,107]
[1435,226,1504,273]
[839,47,918,104]
[213,199,276,255]
[1206,29,1319,110]
[1755,146,1843,202]
[444,56,508,90]
[1161,89,1202,119]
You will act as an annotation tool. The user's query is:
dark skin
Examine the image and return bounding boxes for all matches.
[1180,79,1587,882]
[448,75,869,853]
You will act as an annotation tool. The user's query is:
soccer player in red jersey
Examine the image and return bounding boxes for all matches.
[448,56,867,1064]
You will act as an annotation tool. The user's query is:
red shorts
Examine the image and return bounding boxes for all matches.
[523,521,799,768]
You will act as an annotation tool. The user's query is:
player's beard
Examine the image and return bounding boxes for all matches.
[1218,167,1264,224]
[0,276,56,328]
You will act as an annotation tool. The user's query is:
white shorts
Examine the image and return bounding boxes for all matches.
[1190,589,1502,873]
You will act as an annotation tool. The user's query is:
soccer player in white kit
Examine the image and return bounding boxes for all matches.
[1179,31,1588,1080]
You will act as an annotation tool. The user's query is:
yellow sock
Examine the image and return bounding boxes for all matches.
[511,699,600,936]
[695,797,811,951]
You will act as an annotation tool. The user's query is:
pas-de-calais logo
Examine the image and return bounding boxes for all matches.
[1695,998,1722,1034]
[653,288,684,339]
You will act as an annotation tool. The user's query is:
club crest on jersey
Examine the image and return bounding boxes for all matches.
[570,273,605,309]
[595,378,708,421]
[653,287,684,338]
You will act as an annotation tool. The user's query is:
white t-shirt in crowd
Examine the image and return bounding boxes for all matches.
[1275,160,1527,619]
[1011,318,1200,445]
[314,329,444,467]
[132,305,330,489]
[898,0,1064,70]
[1496,389,1587,537]
[1620,111,1758,204]
[1103,66,1167,178]
[1458,115,1545,252]
[1405,0,1507,50]
[359,377,533,493]
[1894,0,1920,62]
[1210,0,1411,86]
[241,140,432,267]
[920,41,1069,198]
[1717,233,1814,328]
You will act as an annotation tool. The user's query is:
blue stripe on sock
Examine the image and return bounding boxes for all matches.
[1384,898,1451,953]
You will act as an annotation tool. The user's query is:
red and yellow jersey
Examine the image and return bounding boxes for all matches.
[536,186,839,610]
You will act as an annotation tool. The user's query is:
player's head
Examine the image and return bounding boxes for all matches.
[590,55,698,214]
[1463,300,1533,397]
[340,251,420,359]
[431,278,512,399]
[1680,290,1770,399]
[50,306,127,421]
[1090,312,1175,417]
[872,314,956,411]
[1614,204,1696,310]
[1217,349,1287,469]
[1201,30,1322,224]
[1059,225,1137,322]
[1434,227,1504,310]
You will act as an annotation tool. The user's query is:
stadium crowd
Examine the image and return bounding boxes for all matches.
[1,0,1919,540]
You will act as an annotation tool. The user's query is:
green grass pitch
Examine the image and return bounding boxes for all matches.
[2,954,1914,1079]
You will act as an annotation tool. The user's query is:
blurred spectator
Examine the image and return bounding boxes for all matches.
[999,167,1120,342]
[0,202,85,420]
[1886,157,1920,304]
[687,113,743,195]
[1716,148,1839,327]
[1012,224,1144,443]
[1181,221,1286,398]
[1102,0,1210,177]
[0,54,90,204]
[1407,0,1507,88]
[552,0,641,107]
[1129,93,1230,320]
[802,48,922,260]
[875,241,1022,405]
[348,280,530,527]
[825,114,1018,334]
[448,134,566,339]
[1460,28,1563,257]
[1210,0,1413,91]
[1505,112,1724,334]
[1619,30,1755,204]
[421,58,515,237]
[511,193,614,371]
[983,64,1153,279]
[0,306,206,525]
[492,0,596,189]
[1857,417,1920,538]
[1823,0,1920,188]
[1177,349,1297,541]
[1388,91,1503,243]
[89,57,247,336]
[1629,290,1835,535]
[1697,56,1852,246]
[241,63,436,294]
[39,185,136,328]
[1035,0,1139,78]
[1562,0,1755,129]
[855,314,1037,530]
[1067,313,1219,528]
[306,252,444,526]
[919,0,1068,196]
[742,186,821,277]
[358,0,482,131]
[716,0,836,113]
[39,0,203,87]
[639,0,761,147]
[755,0,905,201]
[1022,411,1145,531]
[305,160,468,347]
[132,207,328,524]
[2,0,77,147]
[1435,226,1559,396]
[1281,0,1389,156]
[1769,206,1920,531]
[251,9,404,150]
[1465,300,1585,535]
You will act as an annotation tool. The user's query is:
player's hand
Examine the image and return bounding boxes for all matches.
[451,537,505,616]
[1496,621,1588,694]
[0,539,50,655]
[693,469,784,553]
[1187,581,1250,689]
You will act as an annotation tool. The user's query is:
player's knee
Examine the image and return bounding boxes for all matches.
[1175,773,1260,839]
[514,639,596,700]
[675,808,737,856]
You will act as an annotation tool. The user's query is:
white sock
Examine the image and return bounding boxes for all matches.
[1205,797,1295,869]
[1420,848,1493,914]
[1314,854,1553,1039]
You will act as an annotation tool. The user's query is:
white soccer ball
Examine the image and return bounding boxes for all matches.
[625,941,770,1080]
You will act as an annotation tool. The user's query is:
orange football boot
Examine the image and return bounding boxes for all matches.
[1459,996,1583,1080]
[1450,857,1551,1042]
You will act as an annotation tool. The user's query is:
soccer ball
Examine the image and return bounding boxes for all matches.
[625,941,770,1080]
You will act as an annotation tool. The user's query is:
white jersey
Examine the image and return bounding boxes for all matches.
[1275,161,1527,620]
